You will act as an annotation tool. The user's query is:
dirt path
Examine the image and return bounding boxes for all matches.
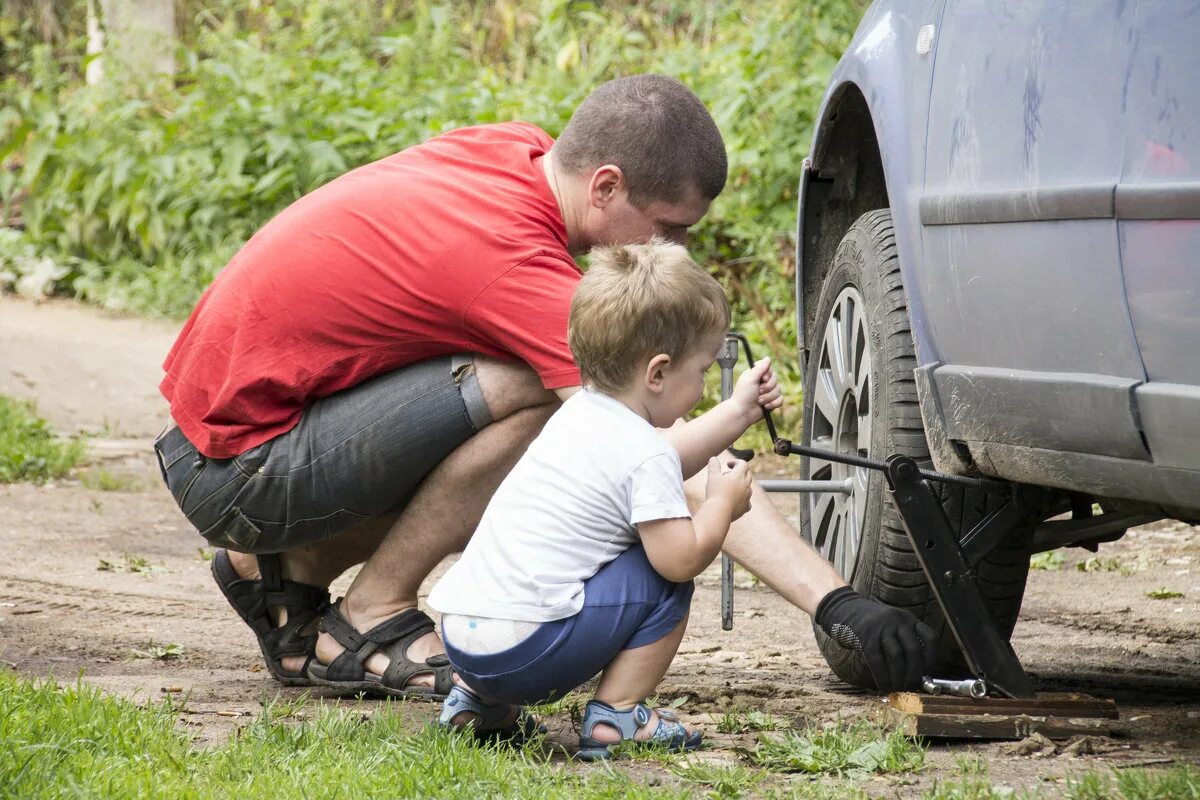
[1,295,1197,793]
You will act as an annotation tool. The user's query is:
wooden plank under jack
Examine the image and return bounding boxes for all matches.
[884,692,1119,740]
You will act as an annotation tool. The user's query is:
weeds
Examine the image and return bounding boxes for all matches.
[745,718,925,777]
[97,553,166,575]
[130,642,184,661]
[1076,556,1123,573]
[80,467,140,491]
[1146,587,1185,600]
[0,394,86,483]
[1067,765,1200,799]
[715,708,787,734]
[0,670,697,797]
[1029,551,1066,571]
[671,760,763,798]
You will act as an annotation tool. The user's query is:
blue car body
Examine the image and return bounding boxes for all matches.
[796,0,1200,516]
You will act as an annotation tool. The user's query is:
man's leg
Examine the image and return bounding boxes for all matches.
[684,473,846,616]
[229,356,558,679]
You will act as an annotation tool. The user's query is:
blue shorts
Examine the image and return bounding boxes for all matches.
[442,545,695,707]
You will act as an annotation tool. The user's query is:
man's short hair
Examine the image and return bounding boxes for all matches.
[569,238,730,394]
[555,74,727,207]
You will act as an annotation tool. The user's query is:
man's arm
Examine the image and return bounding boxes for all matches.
[554,385,581,402]
[686,472,936,691]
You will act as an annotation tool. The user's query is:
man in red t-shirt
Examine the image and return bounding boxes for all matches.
[156,74,933,704]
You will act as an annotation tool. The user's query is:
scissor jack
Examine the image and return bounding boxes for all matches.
[717,333,1048,700]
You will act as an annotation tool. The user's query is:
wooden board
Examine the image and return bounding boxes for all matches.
[886,708,1116,740]
[888,692,1118,719]
[884,692,1119,740]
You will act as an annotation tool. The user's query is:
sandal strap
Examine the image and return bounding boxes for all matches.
[319,602,450,691]
[255,554,330,660]
[581,700,653,740]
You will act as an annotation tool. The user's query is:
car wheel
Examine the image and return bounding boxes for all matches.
[799,209,1034,689]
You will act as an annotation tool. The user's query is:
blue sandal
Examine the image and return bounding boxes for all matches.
[577,700,703,761]
[438,686,545,743]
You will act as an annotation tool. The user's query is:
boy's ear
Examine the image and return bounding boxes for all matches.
[644,353,672,393]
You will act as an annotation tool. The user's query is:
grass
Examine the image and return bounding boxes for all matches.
[3,670,1198,799]
[0,394,86,484]
[0,670,694,799]
[1146,587,1185,600]
[80,467,140,492]
[715,708,788,734]
[745,718,925,777]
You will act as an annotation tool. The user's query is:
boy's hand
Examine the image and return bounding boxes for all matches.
[705,457,752,520]
[731,357,782,425]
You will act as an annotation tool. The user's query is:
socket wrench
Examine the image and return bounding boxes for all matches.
[922,676,988,699]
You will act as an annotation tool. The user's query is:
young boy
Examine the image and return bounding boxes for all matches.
[426,239,781,759]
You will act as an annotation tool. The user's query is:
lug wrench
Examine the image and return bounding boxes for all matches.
[923,676,988,699]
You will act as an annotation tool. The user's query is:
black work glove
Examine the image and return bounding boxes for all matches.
[814,586,937,693]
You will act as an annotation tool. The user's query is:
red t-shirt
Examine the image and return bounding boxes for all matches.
[161,122,581,458]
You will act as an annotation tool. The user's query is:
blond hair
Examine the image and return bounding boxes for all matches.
[569,238,730,394]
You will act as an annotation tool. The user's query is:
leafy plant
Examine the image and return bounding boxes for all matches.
[671,761,763,798]
[715,708,786,734]
[0,394,85,483]
[80,466,140,491]
[745,718,925,777]
[1076,556,1123,573]
[1028,551,1066,571]
[131,641,184,661]
[1146,587,1184,600]
[1,0,870,427]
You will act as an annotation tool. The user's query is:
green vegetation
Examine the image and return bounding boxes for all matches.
[0,394,85,483]
[1146,587,1185,600]
[1028,551,1066,571]
[130,641,185,661]
[716,707,788,734]
[0,671,690,799]
[1076,556,1123,573]
[97,552,167,575]
[745,718,926,777]
[1,0,868,422]
[5,669,1198,799]
[80,466,140,491]
[1067,765,1200,799]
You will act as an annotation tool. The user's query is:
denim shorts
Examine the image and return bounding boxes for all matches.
[153,355,492,554]
[442,545,695,707]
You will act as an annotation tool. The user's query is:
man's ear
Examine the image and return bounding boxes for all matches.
[588,164,625,209]
[644,353,671,394]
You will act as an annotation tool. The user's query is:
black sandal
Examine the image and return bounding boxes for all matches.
[210,549,330,686]
[306,600,455,700]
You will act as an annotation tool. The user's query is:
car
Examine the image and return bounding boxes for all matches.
[792,0,1200,688]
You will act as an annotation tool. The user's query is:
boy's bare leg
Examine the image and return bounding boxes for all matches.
[228,356,559,681]
[588,613,699,742]
[684,472,846,616]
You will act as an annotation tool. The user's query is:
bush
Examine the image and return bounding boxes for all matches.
[0,394,86,483]
[1,0,866,422]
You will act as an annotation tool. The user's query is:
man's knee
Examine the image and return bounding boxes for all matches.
[472,355,559,420]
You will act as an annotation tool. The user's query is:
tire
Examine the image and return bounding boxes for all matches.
[798,209,1033,689]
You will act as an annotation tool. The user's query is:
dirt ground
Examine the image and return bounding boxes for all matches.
[1,295,1197,794]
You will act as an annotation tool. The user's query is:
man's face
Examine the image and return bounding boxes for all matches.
[580,168,711,250]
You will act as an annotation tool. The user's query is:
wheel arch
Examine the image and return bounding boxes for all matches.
[795,82,889,376]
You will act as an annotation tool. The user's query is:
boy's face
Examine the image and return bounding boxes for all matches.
[646,329,726,427]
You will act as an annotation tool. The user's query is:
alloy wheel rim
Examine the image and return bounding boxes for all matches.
[806,285,874,578]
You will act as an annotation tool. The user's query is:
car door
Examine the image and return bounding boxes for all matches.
[1118,3,1200,475]
[917,0,1148,463]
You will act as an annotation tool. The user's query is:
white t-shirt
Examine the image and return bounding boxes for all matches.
[428,388,691,622]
